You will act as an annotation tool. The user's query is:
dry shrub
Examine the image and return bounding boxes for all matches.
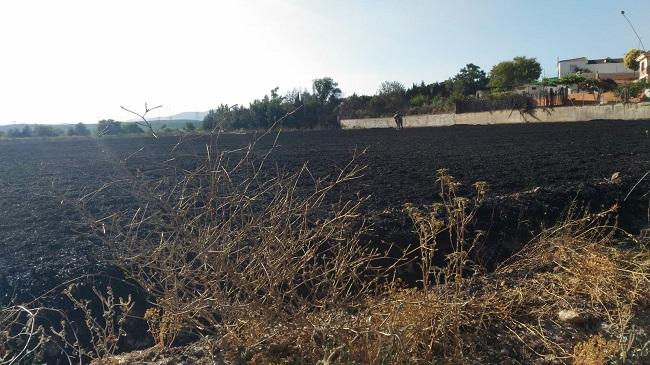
[0,305,48,365]
[0,284,135,364]
[90,156,650,364]
[90,130,387,353]
[405,169,487,295]
[572,335,618,365]
[282,206,648,364]
[57,284,134,362]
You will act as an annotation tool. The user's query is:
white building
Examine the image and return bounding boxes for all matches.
[557,57,636,81]
[637,52,650,82]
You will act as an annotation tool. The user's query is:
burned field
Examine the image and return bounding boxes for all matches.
[1,120,650,303]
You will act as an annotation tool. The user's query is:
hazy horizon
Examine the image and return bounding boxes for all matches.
[1,0,647,125]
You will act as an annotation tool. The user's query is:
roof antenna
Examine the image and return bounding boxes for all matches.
[621,10,646,51]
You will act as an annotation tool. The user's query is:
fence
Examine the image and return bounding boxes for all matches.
[456,88,577,114]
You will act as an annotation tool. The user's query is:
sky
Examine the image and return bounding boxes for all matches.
[0,0,647,124]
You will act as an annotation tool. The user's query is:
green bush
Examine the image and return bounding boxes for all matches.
[615,81,650,102]
[97,119,122,136]
[67,122,91,136]
[409,94,429,107]
[122,123,145,134]
[34,125,61,137]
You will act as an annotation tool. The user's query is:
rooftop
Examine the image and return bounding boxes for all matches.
[558,57,624,64]
[587,58,624,64]
[558,57,587,63]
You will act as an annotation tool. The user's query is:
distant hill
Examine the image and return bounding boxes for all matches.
[129,111,209,122]
[0,119,201,135]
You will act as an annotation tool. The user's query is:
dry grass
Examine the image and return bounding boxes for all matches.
[92,163,649,364]
[85,129,390,355]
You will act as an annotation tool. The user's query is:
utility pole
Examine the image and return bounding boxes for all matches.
[621,10,646,51]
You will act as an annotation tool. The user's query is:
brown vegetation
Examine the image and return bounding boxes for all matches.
[88,157,650,363]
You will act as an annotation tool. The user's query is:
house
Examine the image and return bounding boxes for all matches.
[512,83,543,95]
[637,52,650,81]
[557,57,636,83]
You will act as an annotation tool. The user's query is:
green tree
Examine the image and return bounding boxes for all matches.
[488,56,542,91]
[122,123,145,134]
[578,78,617,102]
[312,77,341,104]
[311,78,342,128]
[512,56,542,85]
[377,81,407,113]
[451,63,488,97]
[624,49,643,71]
[34,125,61,137]
[378,81,406,96]
[97,119,122,136]
[67,122,91,136]
[184,122,196,132]
[200,78,345,130]
[616,80,650,102]
[203,104,244,130]
[7,128,21,138]
[202,109,219,130]
[488,61,516,91]
[409,94,429,107]
[558,73,586,86]
[6,125,38,138]
[540,77,560,86]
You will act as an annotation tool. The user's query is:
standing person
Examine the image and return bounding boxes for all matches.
[549,88,555,107]
[393,111,403,130]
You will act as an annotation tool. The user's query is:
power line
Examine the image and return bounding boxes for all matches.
[621,10,646,51]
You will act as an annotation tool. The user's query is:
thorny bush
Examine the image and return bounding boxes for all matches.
[88,130,389,348]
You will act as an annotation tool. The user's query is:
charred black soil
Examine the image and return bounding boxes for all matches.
[2,120,650,302]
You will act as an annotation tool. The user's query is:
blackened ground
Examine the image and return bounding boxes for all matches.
[1,120,650,303]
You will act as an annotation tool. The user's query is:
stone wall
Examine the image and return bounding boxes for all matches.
[340,103,650,129]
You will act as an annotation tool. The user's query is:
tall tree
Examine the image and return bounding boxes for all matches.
[377,81,407,113]
[97,119,122,136]
[512,56,542,85]
[488,56,541,91]
[624,48,643,71]
[312,77,341,104]
[451,63,488,97]
[377,81,406,96]
[312,77,342,128]
[34,125,61,137]
[67,122,91,136]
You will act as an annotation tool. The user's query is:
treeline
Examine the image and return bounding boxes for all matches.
[96,119,145,136]
[201,66,491,129]
[1,120,147,139]
[1,123,91,139]
[341,57,545,119]
[202,78,342,131]
[203,57,544,129]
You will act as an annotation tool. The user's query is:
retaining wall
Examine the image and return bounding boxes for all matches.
[340,103,650,129]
